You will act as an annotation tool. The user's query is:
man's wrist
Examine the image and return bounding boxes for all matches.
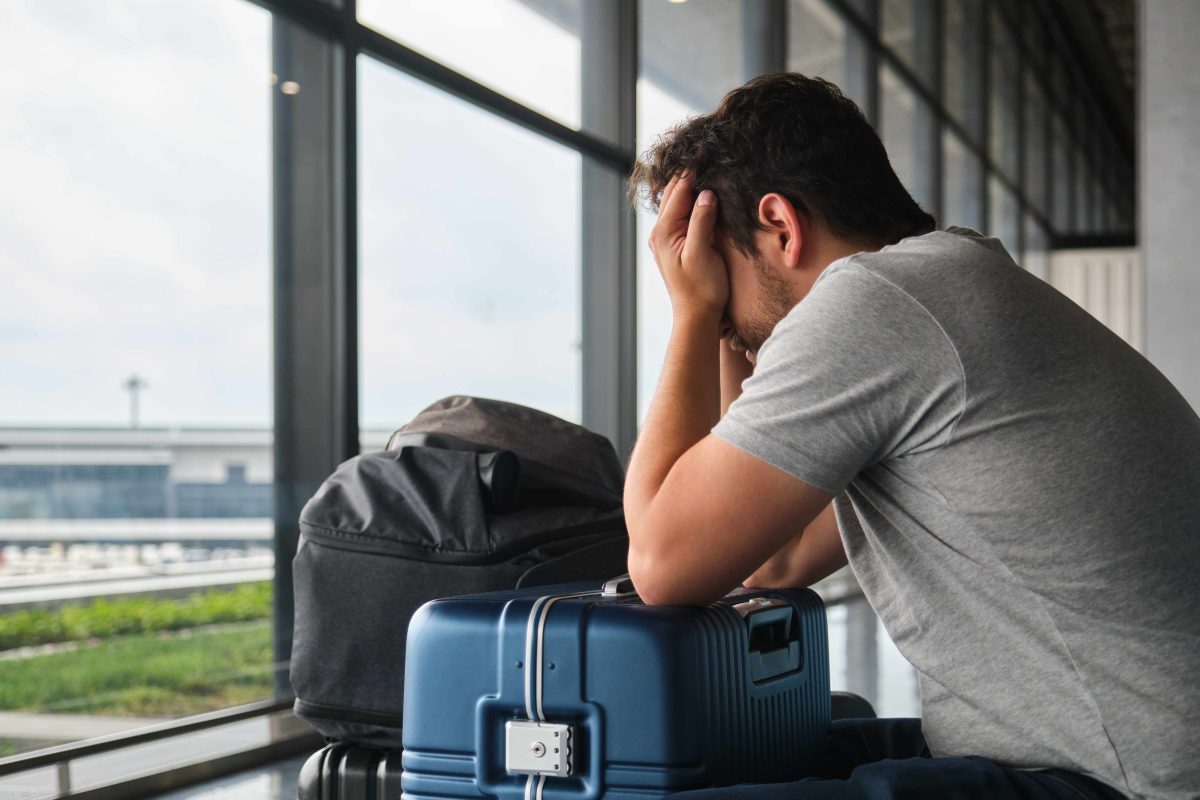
[672,307,723,338]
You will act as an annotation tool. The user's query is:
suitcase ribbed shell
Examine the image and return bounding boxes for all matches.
[400,583,830,799]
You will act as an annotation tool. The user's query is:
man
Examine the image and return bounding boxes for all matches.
[624,73,1200,800]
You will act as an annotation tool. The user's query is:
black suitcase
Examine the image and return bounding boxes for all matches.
[297,742,402,800]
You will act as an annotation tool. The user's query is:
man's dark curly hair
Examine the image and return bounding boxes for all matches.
[631,73,936,254]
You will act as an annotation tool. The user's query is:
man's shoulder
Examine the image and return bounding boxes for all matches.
[802,226,1034,340]
[794,229,986,323]
[841,227,1011,281]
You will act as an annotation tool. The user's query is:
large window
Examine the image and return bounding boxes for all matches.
[943,129,983,230]
[0,0,274,767]
[636,0,744,423]
[989,7,1020,184]
[0,0,1137,791]
[880,65,919,200]
[358,56,583,430]
[358,0,584,134]
[789,0,848,87]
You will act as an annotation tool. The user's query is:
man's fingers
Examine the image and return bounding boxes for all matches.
[659,173,681,211]
[682,189,718,258]
[660,173,695,225]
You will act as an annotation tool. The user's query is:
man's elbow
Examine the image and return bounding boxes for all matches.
[627,547,675,606]
[627,541,720,607]
[625,509,670,605]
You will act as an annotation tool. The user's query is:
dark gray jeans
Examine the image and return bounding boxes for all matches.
[671,719,1127,800]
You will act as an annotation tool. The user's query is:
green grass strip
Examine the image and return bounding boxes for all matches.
[0,621,275,717]
[0,581,272,651]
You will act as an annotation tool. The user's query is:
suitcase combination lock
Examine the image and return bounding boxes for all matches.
[505,720,574,778]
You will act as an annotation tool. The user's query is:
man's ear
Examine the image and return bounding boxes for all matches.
[757,193,805,269]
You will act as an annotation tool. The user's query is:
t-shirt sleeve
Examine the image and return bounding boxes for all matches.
[713,263,965,493]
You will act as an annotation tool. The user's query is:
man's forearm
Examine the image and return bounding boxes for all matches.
[743,502,847,589]
[625,313,722,523]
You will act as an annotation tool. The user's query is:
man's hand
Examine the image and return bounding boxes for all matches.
[648,174,729,324]
[625,172,833,607]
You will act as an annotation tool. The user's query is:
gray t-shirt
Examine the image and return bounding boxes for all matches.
[714,227,1200,800]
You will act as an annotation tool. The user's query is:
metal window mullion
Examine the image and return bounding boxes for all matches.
[259,0,634,173]
[1012,5,1025,256]
[743,0,787,79]
[975,0,990,232]
[271,17,348,693]
[1039,44,1053,223]
[337,0,358,462]
[1073,95,1088,234]
[843,0,880,126]
[913,0,943,220]
[1070,104,1080,232]
[953,0,987,231]
[581,0,637,459]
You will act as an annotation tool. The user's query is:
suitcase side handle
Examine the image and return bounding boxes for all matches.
[745,605,802,682]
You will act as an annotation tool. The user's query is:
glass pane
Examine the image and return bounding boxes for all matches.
[789,0,847,88]
[1052,113,1072,232]
[637,0,745,425]
[989,6,1019,181]
[881,0,916,73]
[988,175,1020,255]
[943,130,983,230]
[359,56,582,429]
[943,0,970,127]
[1085,164,1102,234]
[880,67,918,199]
[1051,58,1070,110]
[358,0,582,132]
[1023,72,1049,216]
[1021,2,1048,76]
[1023,214,1050,280]
[827,598,921,719]
[0,0,273,758]
[1072,110,1089,235]
[640,0,743,117]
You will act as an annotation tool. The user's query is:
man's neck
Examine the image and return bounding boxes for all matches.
[794,229,881,295]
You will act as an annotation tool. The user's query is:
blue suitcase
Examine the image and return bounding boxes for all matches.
[401,575,830,799]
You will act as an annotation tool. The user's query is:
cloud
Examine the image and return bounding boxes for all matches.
[0,0,701,432]
[0,0,271,426]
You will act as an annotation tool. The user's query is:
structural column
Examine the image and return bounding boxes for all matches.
[581,0,638,459]
[743,0,788,79]
[271,17,356,693]
[1140,0,1200,411]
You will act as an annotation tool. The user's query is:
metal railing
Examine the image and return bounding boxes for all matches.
[0,697,302,796]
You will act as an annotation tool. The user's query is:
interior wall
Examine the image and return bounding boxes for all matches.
[1140,0,1200,412]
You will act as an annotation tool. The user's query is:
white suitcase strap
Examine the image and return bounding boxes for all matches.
[509,575,635,800]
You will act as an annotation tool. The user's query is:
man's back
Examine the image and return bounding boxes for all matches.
[715,227,1200,799]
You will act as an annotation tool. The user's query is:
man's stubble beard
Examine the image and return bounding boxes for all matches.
[727,254,797,356]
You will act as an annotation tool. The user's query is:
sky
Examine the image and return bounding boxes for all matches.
[0,0,273,427]
[0,0,734,431]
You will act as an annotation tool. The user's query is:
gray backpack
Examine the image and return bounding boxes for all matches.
[289,396,628,746]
